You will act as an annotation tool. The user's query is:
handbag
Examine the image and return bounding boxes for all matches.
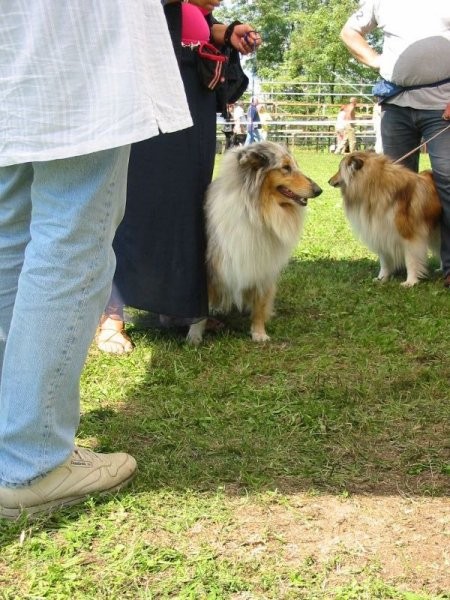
[196,42,228,91]
[372,79,404,101]
[216,47,249,117]
[373,76,450,103]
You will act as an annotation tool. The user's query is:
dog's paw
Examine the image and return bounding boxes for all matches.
[401,279,419,288]
[186,331,203,346]
[186,334,203,346]
[373,275,390,283]
[251,331,270,342]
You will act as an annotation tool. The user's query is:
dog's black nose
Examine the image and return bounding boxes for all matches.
[328,176,341,188]
[312,182,322,197]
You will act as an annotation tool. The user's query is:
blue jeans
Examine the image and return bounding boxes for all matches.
[0,146,130,487]
[244,126,263,146]
[381,104,450,276]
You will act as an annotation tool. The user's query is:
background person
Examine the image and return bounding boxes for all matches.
[222,103,235,149]
[232,101,246,145]
[334,106,347,153]
[340,0,450,289]
[244,97,263,145]
[0,1,192,519]
[257,103,271,140]
[335,97,358,154]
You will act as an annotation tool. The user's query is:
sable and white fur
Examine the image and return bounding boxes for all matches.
[328,152,441,286]
[187,141,322,344]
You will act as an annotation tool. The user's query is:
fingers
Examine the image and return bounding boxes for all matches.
[231,27,262,55]
[243,30,262,50]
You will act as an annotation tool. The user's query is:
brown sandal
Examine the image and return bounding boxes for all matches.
[95,327,133,354]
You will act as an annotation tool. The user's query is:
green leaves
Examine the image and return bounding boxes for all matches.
[218,0,382,85]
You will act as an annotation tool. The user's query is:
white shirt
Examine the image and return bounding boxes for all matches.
[0,0,193,166]
[345,0,450,109]
[335,110,346,130]
[232,105,245,134]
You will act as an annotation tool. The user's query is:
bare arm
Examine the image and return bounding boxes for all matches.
[340,24,381,70]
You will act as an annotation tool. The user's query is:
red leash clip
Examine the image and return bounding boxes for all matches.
[197,42,228,63]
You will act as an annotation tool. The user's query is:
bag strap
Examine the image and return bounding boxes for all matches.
[401,75,450,92]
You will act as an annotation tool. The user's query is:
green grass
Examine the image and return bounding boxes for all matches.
[1,150,449,599]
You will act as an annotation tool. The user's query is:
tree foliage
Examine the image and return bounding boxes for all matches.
[217,0,299,76]
[217,0,382,84]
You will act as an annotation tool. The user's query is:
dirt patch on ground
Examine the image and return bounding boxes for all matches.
[187,494,450,596]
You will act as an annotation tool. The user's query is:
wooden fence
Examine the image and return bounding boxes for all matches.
[216,79,379,152]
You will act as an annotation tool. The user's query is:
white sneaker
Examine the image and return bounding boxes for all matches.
[0,447,137,520]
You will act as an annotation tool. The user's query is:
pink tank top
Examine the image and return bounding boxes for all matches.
[181,3,210,45]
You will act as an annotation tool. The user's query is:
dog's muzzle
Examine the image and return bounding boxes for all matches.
[277,183,322,206]
[328,174,341,188]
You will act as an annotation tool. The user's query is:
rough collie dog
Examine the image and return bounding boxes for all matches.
[328,152,441,286]
[187,141,322,344]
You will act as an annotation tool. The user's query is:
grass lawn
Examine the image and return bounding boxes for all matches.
[1,149,449,599]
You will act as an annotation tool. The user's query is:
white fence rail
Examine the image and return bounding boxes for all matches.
[216,80,379,152]
[216,119,376,152]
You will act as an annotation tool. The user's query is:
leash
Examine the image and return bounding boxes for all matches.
[244,30,260,98]
[244,31,260,134]
[249,33,259,100]
[393,122,450,164]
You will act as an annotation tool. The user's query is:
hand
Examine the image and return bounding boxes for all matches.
[443,102,450,120]
[231,24,262,55]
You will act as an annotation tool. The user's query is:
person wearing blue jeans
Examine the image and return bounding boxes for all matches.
[244,98,263,146]
[340,0,450,288]
[0,1,192,520]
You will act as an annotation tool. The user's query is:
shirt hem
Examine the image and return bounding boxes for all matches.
[0,118,193,167]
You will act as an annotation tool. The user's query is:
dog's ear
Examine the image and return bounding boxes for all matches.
[348,156,364,172]
[238,148,270,170]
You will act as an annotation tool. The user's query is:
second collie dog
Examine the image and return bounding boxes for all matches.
[328,152,441,286]
[187,141,322,344]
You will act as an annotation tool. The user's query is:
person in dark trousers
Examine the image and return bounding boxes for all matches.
[222,104,236,150]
